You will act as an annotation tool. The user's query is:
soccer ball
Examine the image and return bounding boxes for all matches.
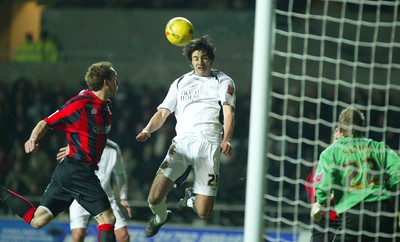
[165,17,194,46]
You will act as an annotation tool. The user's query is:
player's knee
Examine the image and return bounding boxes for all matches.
[30,219,46,229]
[71,229,86,242]
[118,232,130,242]
[195,208,213,220]
[105,209,116,225]
[96,209,116,225]
[147,194,162,205]
[115,227,130,242]
[197,211,212,220]
[147,195,156,205]
[30,206,54,229]
[108,213,116,225]
[194,198,214,220]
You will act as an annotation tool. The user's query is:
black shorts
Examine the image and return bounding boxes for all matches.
[40,157,110,217]
[333,199,397,242]
[311,215,341,242]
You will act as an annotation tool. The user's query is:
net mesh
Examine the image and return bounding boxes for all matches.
[265,1,400,241]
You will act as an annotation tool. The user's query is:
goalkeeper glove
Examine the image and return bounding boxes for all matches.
[310,202,323,222]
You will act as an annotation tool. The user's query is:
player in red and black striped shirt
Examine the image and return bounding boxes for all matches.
[1,61,119,242]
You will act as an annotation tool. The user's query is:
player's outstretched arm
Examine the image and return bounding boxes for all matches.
[136,130,151,142]
[310,202,323,221]
[220,104,235,156]
[136,108,171,142]
[120,199,132,218]
[24,120,49,153]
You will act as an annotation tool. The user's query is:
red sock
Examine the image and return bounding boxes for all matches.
[97,224,115,242]
[23,207,35,224]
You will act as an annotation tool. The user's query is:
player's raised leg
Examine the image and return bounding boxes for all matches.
[179,187,215,220]
[0,185,54,228]
[145,173,174,238]
[94,208,116,242]
[114,226,130,242]
[71,228,86,242]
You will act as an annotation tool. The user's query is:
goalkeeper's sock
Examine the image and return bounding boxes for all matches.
[0,185,36,224]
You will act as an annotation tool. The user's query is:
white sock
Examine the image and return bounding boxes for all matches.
[148,198,167,224]
[187,196,195,208]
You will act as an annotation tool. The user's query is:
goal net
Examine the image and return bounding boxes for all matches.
[265,0,400,241]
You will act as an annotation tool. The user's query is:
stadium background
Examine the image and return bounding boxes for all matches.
[2,0,399,241]
[0,1,260,241]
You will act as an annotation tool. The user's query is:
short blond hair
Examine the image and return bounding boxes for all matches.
[85,61,114,91]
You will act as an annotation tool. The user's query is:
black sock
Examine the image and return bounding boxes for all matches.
[98,224,115,242]
[0,185,10,201]
[0,185,35,222]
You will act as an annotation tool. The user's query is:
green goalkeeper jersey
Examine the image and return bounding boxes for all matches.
[314,136,400,215]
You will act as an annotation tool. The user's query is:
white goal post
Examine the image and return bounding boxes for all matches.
[246,0,400,241]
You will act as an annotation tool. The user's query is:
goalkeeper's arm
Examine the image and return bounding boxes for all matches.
[311,191,334,222]
[310,202,323,222]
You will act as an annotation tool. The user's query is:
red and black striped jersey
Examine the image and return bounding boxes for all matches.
[44,89,112,169]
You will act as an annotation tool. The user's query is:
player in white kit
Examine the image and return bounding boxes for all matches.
[136,35,236,238]
[57,139,132,242]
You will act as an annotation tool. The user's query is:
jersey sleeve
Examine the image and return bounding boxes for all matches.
[44,97,85,132]
[218,73,236,108]
[111,142,125,176]
[110,141,128,200]
[314,149,334,205]
[384,145,400,191]
[158,80,179,113]
[305,167,316,203]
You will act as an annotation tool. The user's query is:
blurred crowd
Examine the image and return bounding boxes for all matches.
[0,76,249,226]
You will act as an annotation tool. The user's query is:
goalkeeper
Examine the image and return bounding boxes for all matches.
[306,128,341,242]
[312,107,400,242]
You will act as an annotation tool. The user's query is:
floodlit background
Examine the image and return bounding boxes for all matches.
[0,1,254,240]
[1,1,400,241]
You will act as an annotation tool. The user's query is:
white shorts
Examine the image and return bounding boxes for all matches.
[158,135,221,196]
[69,198,127,230]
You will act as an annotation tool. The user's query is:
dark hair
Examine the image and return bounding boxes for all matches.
[182,35,216,63]
[85,61,114,91]
[338,107,365,137]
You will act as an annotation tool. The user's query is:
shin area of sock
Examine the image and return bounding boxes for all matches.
[2,188,36,223]
[98,224,115,242]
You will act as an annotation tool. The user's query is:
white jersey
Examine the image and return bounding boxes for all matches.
[159,69,236,143]
[96,139,127,202]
